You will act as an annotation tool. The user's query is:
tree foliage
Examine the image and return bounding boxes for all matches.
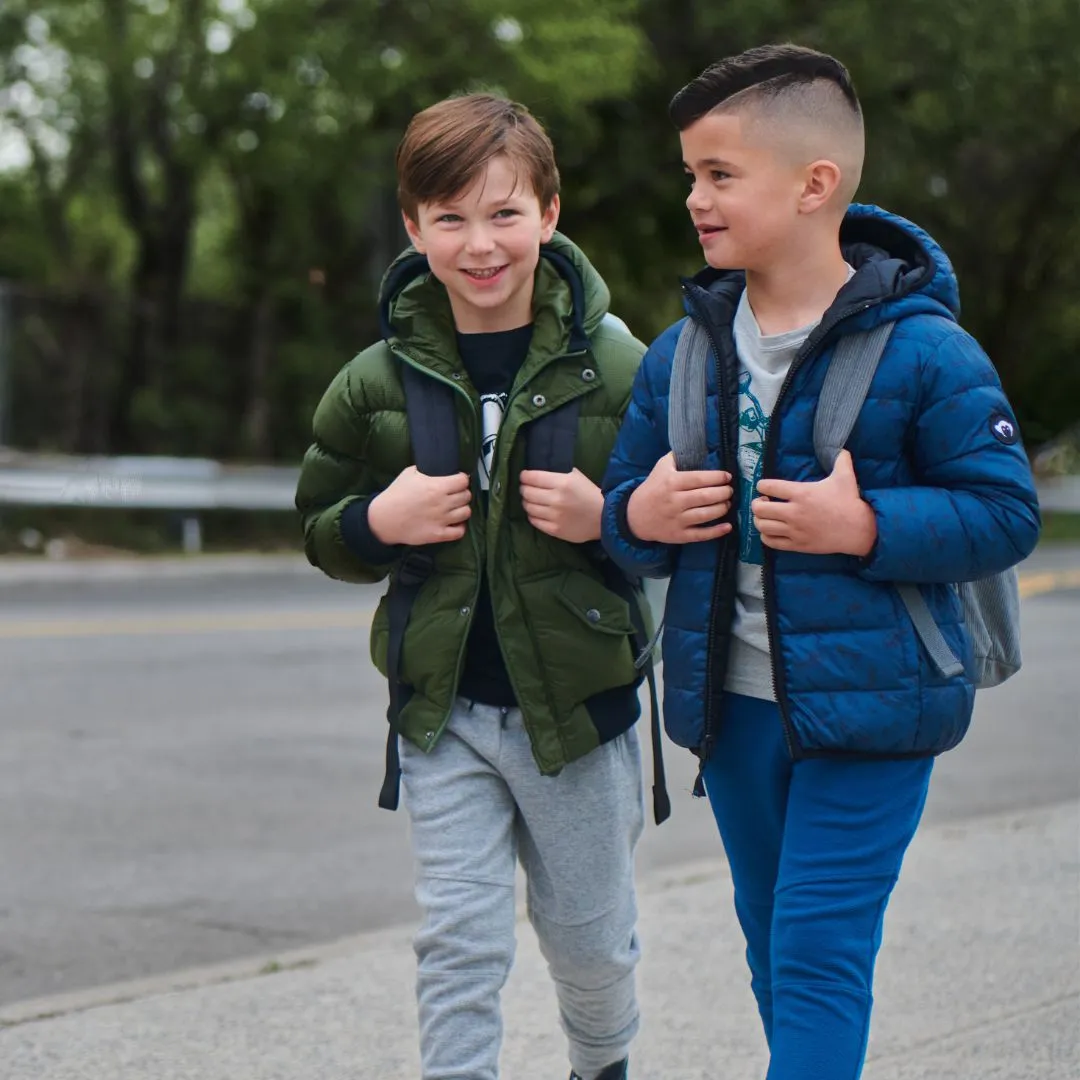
[0,0,1075,458]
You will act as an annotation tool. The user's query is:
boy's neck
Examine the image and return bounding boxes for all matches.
[743,244,851,336]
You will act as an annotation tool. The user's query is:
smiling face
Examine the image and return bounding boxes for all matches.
[680,111,811,273]
[403,155,560,333]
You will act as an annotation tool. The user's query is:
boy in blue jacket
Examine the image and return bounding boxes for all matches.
[601,44,1040,1080]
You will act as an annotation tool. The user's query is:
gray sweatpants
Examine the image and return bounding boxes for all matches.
[399,698,645,1080]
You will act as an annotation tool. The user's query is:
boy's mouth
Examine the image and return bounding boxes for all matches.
[463,266,507,280]
[695,224,725,235]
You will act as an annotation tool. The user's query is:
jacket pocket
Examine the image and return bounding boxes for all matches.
[516,569,639,716]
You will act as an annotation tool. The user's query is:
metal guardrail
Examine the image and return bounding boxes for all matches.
[0,449,1075,553]
[0,450,299,552]
[0,450,298,511]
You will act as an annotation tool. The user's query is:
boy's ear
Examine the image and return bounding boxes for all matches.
[402,211,425,253]
[540,194,560,243]
[798,160,843,215]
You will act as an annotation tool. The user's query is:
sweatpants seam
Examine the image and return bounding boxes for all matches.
[419,872,515,888]
[771,978,871,997]
[774,871,899,896]
[849,891,891,1080]
[527,901,622,930]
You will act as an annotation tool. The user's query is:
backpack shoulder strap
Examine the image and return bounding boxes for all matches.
[378,361,460,812]
[525,396,582,473]
[813,320,967,683]
[668,317,712,472]
[400,362,460,477]
[813,320,895,473]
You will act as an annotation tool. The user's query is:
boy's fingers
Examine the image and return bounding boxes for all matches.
[445,504,472,524]
[751,498,792,521]
[680,521,732,543]
[755,478,805,500]
[680,484,733,510]
[519,470,563,488]
[755,517,793,540]
[683,502,731,525]
[439,471,472,492]
[673,469,731,489]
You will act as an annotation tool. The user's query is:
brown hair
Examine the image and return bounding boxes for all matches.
[396,93,560,221]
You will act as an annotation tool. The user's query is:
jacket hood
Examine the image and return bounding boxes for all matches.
[377,231,612,355]
[686,203,962,332]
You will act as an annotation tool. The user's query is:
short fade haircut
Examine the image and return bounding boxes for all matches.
[669,44,864,201]
[669,44,861,130]
[396,93,560,221]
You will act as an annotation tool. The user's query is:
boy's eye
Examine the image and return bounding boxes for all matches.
[710,170,731,182]
[494,208,519,219]
[436,213,462,224]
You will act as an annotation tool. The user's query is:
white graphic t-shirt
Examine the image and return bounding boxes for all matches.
[478,391,508,491]
[724,269,854,700]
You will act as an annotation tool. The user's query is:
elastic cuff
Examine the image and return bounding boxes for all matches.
[612,479,654,551]
[340,497,401,564]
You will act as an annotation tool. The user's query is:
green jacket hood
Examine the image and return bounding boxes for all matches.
[377,231,612,355]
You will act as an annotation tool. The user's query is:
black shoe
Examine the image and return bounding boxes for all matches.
[569,1059,628,1080]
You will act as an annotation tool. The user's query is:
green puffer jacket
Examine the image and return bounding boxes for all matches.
[295,232,649,774]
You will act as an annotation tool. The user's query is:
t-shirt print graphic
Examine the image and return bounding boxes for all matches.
[737,370,769,565]
[479,391,508,490]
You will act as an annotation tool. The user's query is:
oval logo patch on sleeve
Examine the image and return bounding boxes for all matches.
[990,414,1019,445]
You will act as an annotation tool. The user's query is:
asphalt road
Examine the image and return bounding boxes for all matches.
[1,551,1078,1008]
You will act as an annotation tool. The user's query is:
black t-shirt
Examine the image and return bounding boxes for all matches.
[455,324,533,706]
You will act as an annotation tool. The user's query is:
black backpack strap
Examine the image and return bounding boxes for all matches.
[524,395,582,473]
[379,363,460,812]
[401,362,460,477]
[595,554,670,825]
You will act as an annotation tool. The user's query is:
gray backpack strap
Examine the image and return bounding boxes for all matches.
[895,584,966,679]
[813,320,895,472]
[814,320,973,683]
[668,318,711,471]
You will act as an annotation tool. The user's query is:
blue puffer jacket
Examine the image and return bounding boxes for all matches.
[602,204,1041,764]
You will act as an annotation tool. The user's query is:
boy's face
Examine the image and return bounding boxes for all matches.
[404,155,559,334]
[681,111,808,273]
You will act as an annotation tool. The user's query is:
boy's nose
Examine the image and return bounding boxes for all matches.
[686,185,711,214]
[464,225,496,255]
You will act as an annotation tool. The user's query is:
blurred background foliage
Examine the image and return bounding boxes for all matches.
[0,0,1077,466]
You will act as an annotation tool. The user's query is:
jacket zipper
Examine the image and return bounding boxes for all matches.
[759,300,878,757]
[490,345,595,754]
[681,287,738,787]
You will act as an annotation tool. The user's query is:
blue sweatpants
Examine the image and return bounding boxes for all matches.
[701,693,934,1080]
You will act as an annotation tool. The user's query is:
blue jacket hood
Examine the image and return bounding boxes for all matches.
[685,203,961,333]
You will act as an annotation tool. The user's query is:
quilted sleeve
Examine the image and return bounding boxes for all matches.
[601,326,679,579]
[295,361,399,584]
[859,328,1041,585]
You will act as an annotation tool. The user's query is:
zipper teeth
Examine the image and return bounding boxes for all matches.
[682,288,736,765]
[759,299,877,757]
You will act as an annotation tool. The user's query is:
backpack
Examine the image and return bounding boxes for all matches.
[378,349,671,826]
[667,316,1022,691]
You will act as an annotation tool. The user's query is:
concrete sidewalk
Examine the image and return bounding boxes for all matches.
[3,800,1077,1080]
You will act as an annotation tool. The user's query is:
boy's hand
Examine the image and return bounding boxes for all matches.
[754,450,877,556]
[626,452,733,544]
[520,468,603,543]
[368,467,472,546]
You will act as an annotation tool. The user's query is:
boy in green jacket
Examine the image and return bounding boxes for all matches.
[297,93,693,1080]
